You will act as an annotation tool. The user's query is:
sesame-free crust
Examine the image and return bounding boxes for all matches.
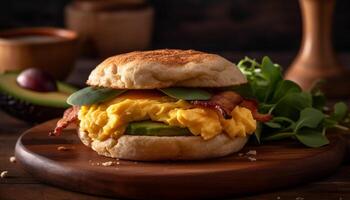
[86,49,247,89]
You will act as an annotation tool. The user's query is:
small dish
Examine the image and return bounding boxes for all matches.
[65,0,153,57]
[0,27,78,80]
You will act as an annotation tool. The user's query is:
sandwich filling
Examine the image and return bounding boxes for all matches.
[52,89,272,142]
[78,90,256,141]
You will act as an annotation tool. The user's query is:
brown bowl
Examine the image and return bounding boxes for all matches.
[0,27,78,80]
[65,0,153,57]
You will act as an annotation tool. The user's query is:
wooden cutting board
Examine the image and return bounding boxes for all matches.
[15,119,346,200]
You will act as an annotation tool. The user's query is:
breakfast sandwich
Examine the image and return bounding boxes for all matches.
[51,49,271,161]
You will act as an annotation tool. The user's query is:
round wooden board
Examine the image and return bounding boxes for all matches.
[15,119,346,200]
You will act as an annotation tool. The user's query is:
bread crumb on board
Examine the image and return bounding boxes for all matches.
[9,156,16,163]
[57,146,73,151]
[102,161,114,166]
[1,171,8,178]
[238,150,258,161]
[248,157,257,162]
[246,150,257,156]
[90,161,121,167]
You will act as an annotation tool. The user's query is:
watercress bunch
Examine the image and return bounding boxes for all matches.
[235,56,348,147]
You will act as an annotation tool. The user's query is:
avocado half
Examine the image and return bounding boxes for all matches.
[0,73,77,123]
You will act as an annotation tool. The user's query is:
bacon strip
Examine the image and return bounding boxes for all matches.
[50,106,79,136]
[191,91,243,119]
[191,91,272,122]
[240,99,272,122]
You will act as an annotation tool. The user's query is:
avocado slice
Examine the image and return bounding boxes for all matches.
[0,73,77,123]
[0,73,75,108]
[125,121,192,136]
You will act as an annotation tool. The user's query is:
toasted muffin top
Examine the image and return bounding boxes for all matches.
[87,49,247,89]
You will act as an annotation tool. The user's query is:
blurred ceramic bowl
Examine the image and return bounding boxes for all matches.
[0,27,78,80]
[65,0,153,57]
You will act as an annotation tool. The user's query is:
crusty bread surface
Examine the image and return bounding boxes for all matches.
[78,129,248,161]
[87,49,247,89]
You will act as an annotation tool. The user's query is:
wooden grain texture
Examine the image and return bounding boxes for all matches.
[14,119,346,200]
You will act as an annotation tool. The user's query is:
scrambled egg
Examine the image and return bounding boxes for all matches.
[78,91,256,141]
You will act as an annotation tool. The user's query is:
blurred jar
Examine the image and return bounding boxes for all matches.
[65,0,153,58]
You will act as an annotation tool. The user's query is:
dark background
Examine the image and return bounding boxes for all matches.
[0,0,349,52]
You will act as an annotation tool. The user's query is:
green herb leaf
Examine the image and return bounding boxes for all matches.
[254,122,263,143]
[311,82,326,111]
[271,80,301,103]
[238,57,270,102]
[271,92,312,120]
[312,92,326,111]
[263,132,295,141]
[294,108,324,131]
[237,57,284,102]
[67,87,127,106]
[260,57,282,80]
[330,102,348,122]
[294,108,327,148]
[159,87,212,100]
[264,121,282,129]
[323,118,338,128]
[295,128,329,148]
[264,116,296,131]
[260,56,283,102]
[229,83,254,99]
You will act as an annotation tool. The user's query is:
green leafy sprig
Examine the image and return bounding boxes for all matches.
[236,57,349,147]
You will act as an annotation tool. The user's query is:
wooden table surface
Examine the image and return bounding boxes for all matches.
[1,52,350,200]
